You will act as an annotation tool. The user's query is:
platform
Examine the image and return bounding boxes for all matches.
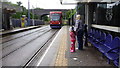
[36,26,114,67]
[0,26,41,36]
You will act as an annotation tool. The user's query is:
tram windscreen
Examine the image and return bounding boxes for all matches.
[50,13,60,21]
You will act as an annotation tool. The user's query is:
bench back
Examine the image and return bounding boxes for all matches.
[100,32,106,42]
[109,37,120,49]
[105,34,112,45]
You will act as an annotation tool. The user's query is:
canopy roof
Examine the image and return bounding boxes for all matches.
[61,0,119,4]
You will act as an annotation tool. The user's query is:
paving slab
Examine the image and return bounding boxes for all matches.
[53,26,113,66]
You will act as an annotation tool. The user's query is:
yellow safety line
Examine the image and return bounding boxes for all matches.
[54,26,68,66]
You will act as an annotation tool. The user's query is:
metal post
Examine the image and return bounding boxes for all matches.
[0,2,2,30]
[28,0,30,26]
[32,5,34,26]
[85,4,90,31]
[85,4,89,25]
[70,9,72,25]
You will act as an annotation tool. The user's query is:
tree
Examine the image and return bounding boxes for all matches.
[11,10,39,19]
[42,15,49,21]
[17,1,22,6]
[34,8,43,10]
[65,9,76,20]
[2,0,9,2]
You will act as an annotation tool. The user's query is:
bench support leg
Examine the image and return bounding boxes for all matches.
[107,59,110,64]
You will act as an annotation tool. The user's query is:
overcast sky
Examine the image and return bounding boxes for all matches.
[9,0,76,9]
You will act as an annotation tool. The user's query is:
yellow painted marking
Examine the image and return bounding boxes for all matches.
[54,26,68,66]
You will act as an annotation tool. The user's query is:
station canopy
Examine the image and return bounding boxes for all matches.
[61,0,119,4]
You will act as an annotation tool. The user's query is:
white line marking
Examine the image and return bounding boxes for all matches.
[36,28,63,66]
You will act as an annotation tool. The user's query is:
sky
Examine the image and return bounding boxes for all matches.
[8,0,76,9]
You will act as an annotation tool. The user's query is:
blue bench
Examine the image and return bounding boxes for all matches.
[88,29,106,47]
[88,29,95,41]
[96,34,113,52]
[103,37,120,65]
[88,29,120,67]
[93,32,107,48]
[98,37,119,54]
[113,59,119,67]
[88,29,99,44]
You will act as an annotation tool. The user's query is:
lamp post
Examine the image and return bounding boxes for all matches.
[32,5,34,26]
[28,0,30,26]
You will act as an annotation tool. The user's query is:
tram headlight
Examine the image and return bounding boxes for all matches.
[58,22,60,24]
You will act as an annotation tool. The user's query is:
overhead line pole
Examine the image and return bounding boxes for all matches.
[28,0,30,26]
[32,5,35,26]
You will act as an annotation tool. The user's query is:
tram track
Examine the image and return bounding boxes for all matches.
[2,28,50,49]
[1,26,49,44]
[2,28,59,66]
[23,30,58,67]
[2,28,52,59]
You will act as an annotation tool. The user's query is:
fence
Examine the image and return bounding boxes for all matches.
[11,19,45,28]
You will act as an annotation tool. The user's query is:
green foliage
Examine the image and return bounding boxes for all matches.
[16,1,22,6]
[34,14,39,19]
[21,6,27,12]
[3,1,39,19]
[4,2,18,6]
[3,1,22,7]
[11,11,39,19]
[35,8,43,10]
[42,15,49,21]
[11,12,23,19]
[65,9,76,20]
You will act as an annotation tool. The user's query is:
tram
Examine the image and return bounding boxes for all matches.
[49,11,62,29]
